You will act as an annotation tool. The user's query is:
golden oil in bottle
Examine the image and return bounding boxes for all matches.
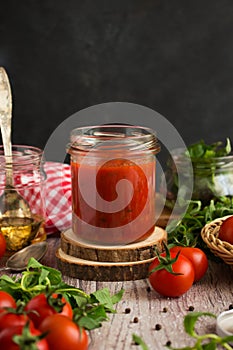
[0,145,47,251]
[0,214,45,251]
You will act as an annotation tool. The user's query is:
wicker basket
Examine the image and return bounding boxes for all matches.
[201,215,233,267]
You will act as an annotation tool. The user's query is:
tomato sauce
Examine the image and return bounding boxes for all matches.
[71,157,156,245]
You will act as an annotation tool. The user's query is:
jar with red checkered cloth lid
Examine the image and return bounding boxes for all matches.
[0,145,47,250]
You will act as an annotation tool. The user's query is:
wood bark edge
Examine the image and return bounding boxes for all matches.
[56,248,155,281]
[61,226,167,262]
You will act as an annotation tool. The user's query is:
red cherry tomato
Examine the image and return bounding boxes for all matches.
[25,292,73,328]
[170,246,208,282]
[149,252,195,297]
[0,291,17,313]
[0,324,49,350]
[39,314,89,350]
[0,233,6,258]
[0,311,31,331]
[218,216,233,245]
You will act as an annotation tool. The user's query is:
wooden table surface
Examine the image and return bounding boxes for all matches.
[1,233,233,350]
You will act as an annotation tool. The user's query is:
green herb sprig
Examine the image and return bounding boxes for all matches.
[132,334,149,350]
[133,312,233,350]
[0,257,124,330]
[167,312,233,350]
[167,196,233,250]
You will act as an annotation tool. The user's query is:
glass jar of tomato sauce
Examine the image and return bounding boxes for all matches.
[68,125,160,245]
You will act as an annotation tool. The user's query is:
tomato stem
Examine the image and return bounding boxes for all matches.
[150,242,183,276]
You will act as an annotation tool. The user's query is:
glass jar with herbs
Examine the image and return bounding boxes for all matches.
[164,138,233,208]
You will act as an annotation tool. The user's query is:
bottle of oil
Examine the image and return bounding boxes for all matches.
[0,145,47,251]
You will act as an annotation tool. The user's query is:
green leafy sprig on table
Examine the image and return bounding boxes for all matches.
[0,257,124,330]
[134,312,233,350]
[167,312,233,350]
[132,334,149,350]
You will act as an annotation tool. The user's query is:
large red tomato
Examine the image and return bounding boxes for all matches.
[170,246,208,282]
[39,314,89,350]
[25,292,73,328]
[149,252,195,297]
[218,216,233,245]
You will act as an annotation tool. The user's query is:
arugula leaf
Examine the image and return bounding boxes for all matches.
[167,312,233,350]
[91,288,116,313]
[132,334,149,350]
[111,288,125,305]
[183,312,215,337]
[132,312,233,350]
[90,287,124,313]
[28,257,62,286]
[75,304,109,330]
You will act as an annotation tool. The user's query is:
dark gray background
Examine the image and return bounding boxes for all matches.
[0,0,233,157]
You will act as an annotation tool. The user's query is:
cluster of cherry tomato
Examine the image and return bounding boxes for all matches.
[148,246,209,298]
[149,215,233,298]
[0,291,88,350]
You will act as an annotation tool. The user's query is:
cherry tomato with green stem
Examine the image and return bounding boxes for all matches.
[170,246,208,282]
[0,322,49,350]
[25,292,73,328]
[39,314,89,350]
[0,311,32,332]
[149,248,195,297]
[0,291,17,313]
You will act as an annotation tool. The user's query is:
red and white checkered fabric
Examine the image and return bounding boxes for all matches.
[43,162,72,233]
[0,161,72,234]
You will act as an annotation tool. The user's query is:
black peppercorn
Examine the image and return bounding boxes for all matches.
[133,317,139,323]
[188,306,195,311]
[125,308,131,314]
[155,324,162,330]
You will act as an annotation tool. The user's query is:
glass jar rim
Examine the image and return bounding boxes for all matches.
[68,124,160,155]
[0,145,44,165]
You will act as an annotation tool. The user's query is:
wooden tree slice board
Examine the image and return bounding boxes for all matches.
[60,226,167,262]
[56,248,156,281]
[56,226,167,281]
